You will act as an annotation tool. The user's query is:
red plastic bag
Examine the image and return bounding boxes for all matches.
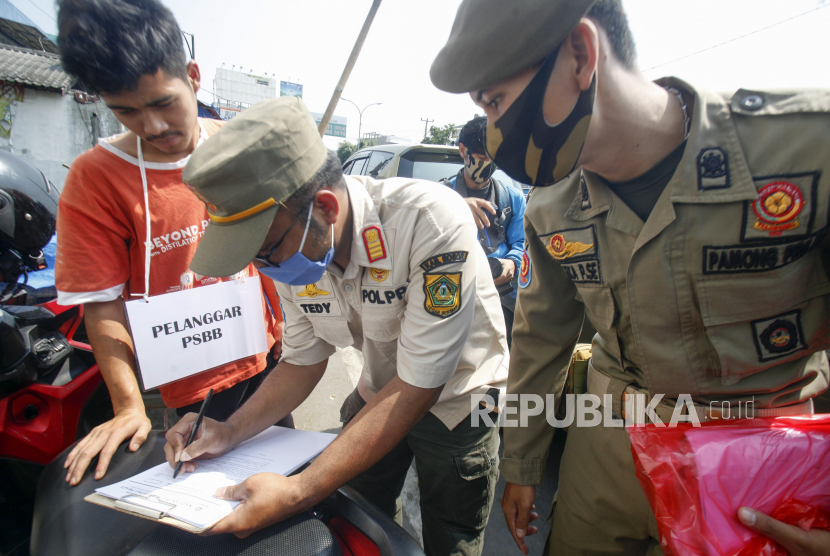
[628,415,830,556]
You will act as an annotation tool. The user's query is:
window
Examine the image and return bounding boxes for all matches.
[366,151,393,177]
[347,156,370,175]
[397,150,463,183]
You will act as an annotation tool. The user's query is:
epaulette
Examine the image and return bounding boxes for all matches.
[730,88,830,116]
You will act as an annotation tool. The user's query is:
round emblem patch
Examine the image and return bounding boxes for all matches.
[760,319,798,354]
[550,235,567,256]
[518,250,531,289]
[751,181,803,235]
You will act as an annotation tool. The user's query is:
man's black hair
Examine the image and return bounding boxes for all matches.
[458,116,488,156]
[587,0,637,70]
[57,0,188,94]
[288,150,345,225]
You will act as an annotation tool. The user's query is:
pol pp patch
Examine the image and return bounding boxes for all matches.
[423,272,462,319]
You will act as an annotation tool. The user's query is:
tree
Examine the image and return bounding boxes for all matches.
[336,139,377,163]
[422,123,458,145]
[337,140,359,163]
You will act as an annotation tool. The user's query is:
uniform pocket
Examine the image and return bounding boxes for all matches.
[575,284,621,361]
[362,305,405,342]
[453,445,498,529]
[311,317,354,348]
[695,255,830,384]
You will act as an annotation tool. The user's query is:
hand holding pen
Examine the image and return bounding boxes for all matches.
[167,388,213,478]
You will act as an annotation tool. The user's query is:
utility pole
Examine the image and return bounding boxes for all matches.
[317,0,383,137]
[421,118,434,140]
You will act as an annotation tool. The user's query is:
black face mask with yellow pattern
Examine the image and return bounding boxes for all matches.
[464,153,495,184]
[486,46,596,187]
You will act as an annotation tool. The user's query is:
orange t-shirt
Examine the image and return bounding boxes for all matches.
[55,118,280,408]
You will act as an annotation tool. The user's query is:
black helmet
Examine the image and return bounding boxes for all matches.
[0,151,59,290]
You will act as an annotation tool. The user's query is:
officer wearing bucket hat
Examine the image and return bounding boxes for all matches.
[165,96,509,555]
[433,0,830,555]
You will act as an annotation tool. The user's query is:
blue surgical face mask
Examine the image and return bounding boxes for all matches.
[258,203,334,286]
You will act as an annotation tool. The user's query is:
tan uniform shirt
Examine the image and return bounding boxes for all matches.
[278,176,509,429]
[502,78,830,485]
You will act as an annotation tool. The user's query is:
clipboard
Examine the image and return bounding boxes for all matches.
[85,427,337,535]
[84,493,217,533]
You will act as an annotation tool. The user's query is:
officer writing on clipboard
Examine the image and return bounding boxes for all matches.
[430,0,830,555]
[55,0,288,488]
[165,97,508,556]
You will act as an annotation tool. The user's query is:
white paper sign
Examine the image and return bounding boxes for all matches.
[125,276,267,390]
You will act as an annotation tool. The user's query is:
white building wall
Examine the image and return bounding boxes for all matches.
[0,88,122,191]
[215,67,277,107]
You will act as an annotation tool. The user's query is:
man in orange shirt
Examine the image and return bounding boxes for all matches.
[55,0,286,486]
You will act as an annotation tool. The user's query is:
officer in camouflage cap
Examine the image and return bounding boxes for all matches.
[433,1,830,555]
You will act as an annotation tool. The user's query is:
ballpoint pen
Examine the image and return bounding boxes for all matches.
[173,388,213,479]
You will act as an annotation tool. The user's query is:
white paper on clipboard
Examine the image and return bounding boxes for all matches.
[125,276,267,390]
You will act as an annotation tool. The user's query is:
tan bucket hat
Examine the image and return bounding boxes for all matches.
[183,96,327,277]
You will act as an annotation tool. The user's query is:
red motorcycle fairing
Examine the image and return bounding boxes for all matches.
[0,300,103,465]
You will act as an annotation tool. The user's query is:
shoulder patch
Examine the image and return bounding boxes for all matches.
[363,226,387,263]
[419,251,468,272]
[518,249,531,288]
[423,272,462,319]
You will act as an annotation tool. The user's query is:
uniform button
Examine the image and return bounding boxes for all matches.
[344,284,353,292]
[740,94,764,111]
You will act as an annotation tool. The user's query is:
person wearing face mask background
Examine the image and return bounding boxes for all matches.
[443,116,527,347]
[432,0,830,555]
[164,97,509,556]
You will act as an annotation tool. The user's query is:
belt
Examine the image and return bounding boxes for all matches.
[586,361,814,424]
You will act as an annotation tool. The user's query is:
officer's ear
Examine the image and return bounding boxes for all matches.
[459,142,468,159]
[567,19,599,92]
[542,20,598,125]
[314,189,341,225]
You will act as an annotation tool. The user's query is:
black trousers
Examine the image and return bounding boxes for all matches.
[502,305,514,348]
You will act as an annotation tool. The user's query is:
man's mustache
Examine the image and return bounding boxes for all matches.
[145,131,181,142]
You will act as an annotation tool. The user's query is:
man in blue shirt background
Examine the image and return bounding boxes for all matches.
[444,116,526,346]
